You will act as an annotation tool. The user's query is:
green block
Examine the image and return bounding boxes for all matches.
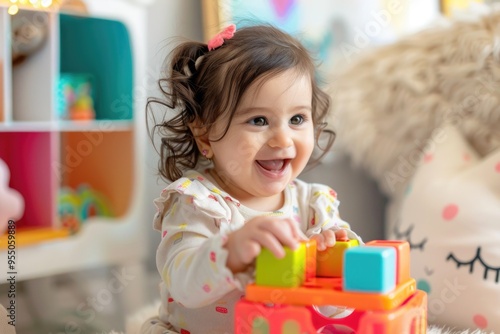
[255,243,306,288]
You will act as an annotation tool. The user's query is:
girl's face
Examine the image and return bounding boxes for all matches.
[208,69,315,210]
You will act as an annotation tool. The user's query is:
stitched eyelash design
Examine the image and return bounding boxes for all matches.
[447,247,500,283]
[392,222,428,251]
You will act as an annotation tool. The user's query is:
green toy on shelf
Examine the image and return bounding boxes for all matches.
[57,73,96,121]
[58,184,113,234]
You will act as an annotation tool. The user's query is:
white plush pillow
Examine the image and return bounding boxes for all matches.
[386,125,500,332]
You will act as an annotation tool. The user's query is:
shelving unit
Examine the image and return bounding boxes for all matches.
[0,0,148,281]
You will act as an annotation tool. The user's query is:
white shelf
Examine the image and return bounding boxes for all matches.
[0,119,134,132]
[0,0,149,282]
[0,214,147,282]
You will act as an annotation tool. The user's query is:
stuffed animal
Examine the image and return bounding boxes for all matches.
[327,6,500,333]
[11,12,48,66]
[0,158,24,234]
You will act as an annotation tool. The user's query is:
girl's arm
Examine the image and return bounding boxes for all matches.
[157,194,240,308]
[305,184,363,250]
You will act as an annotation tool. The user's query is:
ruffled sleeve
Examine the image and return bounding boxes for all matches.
[153,175,246,308]
[306,183,363,243]
[153,176,230,231]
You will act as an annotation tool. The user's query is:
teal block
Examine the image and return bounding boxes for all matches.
[255,243,306,288]
[343,246,396,293]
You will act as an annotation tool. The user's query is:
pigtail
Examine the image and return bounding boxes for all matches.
[147,41,208,181]
[308,86,336,169]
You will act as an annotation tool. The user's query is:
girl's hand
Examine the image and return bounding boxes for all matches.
[224,216,307,273]
[310,228,348,251]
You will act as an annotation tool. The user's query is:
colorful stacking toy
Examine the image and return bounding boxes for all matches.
[235,238,426,333]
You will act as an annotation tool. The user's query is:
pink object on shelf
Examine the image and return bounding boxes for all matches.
[0,158,25,234]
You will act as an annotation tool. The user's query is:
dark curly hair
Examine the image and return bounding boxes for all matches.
[147,24,335,182]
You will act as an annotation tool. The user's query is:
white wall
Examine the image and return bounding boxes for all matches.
[144,0,204,270]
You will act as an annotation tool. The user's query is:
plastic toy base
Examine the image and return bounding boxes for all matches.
[245,277,417,311]
[235,289,427,334]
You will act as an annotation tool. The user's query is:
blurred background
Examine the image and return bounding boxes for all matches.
[0,0,495,332]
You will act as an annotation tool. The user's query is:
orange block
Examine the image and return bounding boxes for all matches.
[366,240,410,284]
[316,239,359,277]
[305,239,317,281]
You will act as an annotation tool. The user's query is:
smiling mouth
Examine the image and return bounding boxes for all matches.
[256,159,291,172]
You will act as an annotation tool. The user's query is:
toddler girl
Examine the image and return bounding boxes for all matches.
[142,24,362,334]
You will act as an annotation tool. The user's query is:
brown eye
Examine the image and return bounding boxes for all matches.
[290,115,304,125]
[249,117,267,126]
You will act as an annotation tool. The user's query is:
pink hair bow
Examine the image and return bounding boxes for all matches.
[207,24,236,51]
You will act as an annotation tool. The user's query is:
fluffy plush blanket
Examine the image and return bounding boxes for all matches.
[328,6,500,198]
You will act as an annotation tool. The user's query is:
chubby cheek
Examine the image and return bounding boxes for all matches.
[295,137,314,165]
[216,143,258,177]
[235,139,260,160]
[217,154,245,179]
